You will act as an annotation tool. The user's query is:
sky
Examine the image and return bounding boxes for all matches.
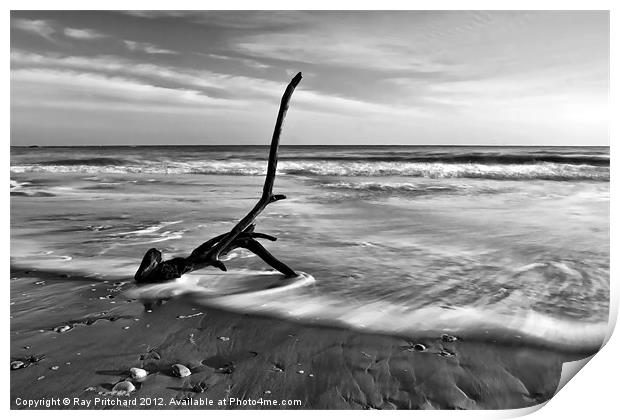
[10,10,609,146]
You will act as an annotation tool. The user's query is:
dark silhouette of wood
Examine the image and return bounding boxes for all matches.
[135,72,302,284]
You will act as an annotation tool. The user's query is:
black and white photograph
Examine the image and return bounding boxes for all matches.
[9,8,611,411]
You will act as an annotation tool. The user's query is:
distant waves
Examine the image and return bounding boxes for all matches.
[10,160,609,181]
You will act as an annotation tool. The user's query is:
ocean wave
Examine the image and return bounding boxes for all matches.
[323,181,466,195]
[280,153,609,166]
[35,157,137,166]
[10,160,609,181]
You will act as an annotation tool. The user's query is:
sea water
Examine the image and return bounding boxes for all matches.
[10,145,610,351]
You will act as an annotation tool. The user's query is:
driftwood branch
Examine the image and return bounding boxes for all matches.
[134,72,302,283]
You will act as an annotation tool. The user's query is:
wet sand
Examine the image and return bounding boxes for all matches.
[10,268,594,410]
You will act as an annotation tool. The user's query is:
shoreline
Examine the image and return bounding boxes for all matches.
[10,267,597,410]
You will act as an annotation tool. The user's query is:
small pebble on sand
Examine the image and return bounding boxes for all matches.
[112,381,136,394]
[37,376,45,381]
[296,370,305,374]
[271,363,285,372]
[50,366,59,371]
[217,336,230,341]
[129,367,148,380]
[216,365,235,374]
[171,364,191,377]
[53,325,71,333]
[264,390,272,395]
[123,326,130,330]
[405,343,426,352]
[308,373,315,378]
[441,334,459,343]
[438,349,456,358]
[177,312,204,319]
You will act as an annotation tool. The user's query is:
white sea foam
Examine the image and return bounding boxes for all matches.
[10,160,609,181]
[115,220,183,237]
[126,270,607,353]
[11,242,608,353]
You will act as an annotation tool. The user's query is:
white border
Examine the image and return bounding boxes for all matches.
[3,1,616,419]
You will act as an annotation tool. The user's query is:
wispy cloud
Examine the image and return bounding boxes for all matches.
[12,19,55,41]
[64,27,107,40]
[9,11,609,145]
[11,67,243,113]
[123,40,176,55]
[10,50,422,118]
[235,35,450,73]
[206,53,270,70]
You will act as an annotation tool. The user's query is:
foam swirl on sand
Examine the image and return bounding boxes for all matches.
[127,270,315,301]
[127,271,606,354]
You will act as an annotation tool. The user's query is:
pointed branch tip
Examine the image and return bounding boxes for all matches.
[290,72,302,87]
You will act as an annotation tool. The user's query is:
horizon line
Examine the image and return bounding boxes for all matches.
[10,144,610,148]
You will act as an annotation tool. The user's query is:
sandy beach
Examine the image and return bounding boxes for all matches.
[10,266,595,410]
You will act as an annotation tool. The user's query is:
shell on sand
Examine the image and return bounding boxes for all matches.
[171,364,191,377]
[11,361,25,370]
[112,381,136,394]
[129,367,148,380]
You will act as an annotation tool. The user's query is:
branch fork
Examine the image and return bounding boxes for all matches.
[134,73,302,283]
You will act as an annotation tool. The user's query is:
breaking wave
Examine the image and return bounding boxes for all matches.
[281,153,609,166]
[321,181,497,195]
[34,157,137,166]
[10,160,609,181]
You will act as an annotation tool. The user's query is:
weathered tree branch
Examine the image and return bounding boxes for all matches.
[134,72,302,283]
[193,71,302,268]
